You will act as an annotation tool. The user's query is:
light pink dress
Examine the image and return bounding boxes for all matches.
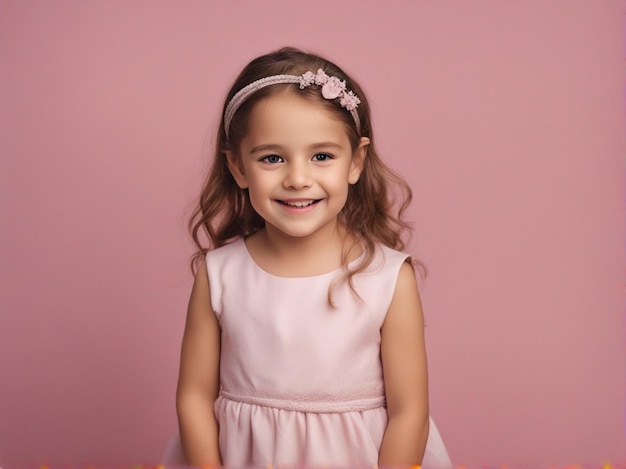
[201,238,452,468]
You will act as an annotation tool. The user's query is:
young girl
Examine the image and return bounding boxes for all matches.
[176,47,452,467]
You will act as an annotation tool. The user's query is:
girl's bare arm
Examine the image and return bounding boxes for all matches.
[176,264,222,465]
[378,261,430,466]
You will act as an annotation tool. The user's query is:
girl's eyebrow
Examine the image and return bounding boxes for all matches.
[250,142,344,154]
[249,144,284,154]
[310,142,344,151]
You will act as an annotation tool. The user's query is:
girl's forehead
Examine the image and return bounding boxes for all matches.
[243,91,351,148]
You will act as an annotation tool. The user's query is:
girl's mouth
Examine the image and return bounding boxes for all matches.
[277,199,320,208]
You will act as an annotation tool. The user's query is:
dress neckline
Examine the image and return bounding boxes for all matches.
[239,237,365,280]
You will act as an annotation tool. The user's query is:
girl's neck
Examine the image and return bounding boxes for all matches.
[244,224,361,278]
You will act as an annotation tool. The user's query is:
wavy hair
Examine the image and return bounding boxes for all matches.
[189,47,423,301]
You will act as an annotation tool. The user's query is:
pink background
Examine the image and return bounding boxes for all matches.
[0,1,624,467]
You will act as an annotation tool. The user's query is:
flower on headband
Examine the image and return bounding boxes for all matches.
[300,69,351,101]
[339,90,361,111]
[322,76,346,99]
[300,71,316,88]
[292,69,361,127]
[314,69,329,86]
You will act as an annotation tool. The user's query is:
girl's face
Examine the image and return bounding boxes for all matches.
[226,91,369,242]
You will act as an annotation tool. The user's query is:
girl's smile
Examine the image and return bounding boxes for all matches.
[277,198,320,210]
[226,90,369,242]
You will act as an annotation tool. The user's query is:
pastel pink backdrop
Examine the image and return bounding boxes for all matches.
[0,1,623,467]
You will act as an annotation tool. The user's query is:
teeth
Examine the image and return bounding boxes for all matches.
[284,200,315,207]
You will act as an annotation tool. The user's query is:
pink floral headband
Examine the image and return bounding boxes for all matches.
[224,69,361,136]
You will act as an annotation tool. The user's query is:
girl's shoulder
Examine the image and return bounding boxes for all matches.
[204,238,250,283]
[205,238,246,261]
[370,243,412,272]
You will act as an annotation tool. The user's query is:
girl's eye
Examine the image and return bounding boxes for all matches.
[261,155,283,164]
[312,153,333,162]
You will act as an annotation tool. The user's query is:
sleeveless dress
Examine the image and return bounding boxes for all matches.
[193,238,452,467]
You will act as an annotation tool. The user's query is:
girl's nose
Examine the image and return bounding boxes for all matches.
[283,162,312,189]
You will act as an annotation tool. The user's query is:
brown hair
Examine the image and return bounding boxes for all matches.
[189,47,422,299]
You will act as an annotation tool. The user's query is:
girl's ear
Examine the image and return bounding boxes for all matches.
[225,151,249,189]
[348,137,370,185]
